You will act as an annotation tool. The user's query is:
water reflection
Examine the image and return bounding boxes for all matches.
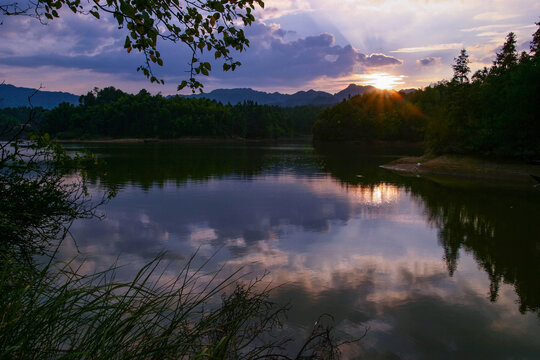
[62,142,540,358]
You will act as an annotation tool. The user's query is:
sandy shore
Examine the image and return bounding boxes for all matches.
[381,155,540,187]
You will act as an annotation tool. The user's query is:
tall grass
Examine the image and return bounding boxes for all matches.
[0,251,349,359]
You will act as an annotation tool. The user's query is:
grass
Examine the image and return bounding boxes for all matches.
[0,251,350,359]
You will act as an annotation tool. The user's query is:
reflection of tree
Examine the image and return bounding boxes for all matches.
[414,183,540,313]
[314,143,540,315]
[84,142,297,190]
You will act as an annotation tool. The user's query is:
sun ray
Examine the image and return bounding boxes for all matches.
[361,73,405,90]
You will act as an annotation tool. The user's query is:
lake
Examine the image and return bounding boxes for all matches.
[61,141,540,359]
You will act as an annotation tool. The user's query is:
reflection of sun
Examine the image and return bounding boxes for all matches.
[363,73,405,90]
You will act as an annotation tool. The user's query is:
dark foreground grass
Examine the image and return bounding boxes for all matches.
[0,252,352,359]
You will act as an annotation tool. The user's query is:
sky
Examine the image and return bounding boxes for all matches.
[0,0,539,95]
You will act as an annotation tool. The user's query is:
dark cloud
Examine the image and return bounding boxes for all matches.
[0,52,146,78]
[0,12,121,55]
[416,57,442,66]
[211,23,402,87]
[360,53,402,67]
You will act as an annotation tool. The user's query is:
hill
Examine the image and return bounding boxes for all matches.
[0,84,79,109]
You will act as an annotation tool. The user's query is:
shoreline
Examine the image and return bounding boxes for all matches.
[381,155,540,188]
[56,136,313,144]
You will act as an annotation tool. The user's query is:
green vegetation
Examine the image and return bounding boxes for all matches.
[314,22,540,158]
[39,88,321,140]
[312,89,426,143]
[1,251,318,359]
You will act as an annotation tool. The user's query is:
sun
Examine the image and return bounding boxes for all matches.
[362,73,405,90]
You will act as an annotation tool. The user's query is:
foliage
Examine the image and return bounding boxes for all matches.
[0,107,45,139]
[312,89,426,143]
[40,88,321,139]
[493,32,518,72]
[0,251,355,359]
[0,104,115,263]
[0,0,264,91]
[408,23,540,157]
[531,21,540,56]
[452,49,470,84]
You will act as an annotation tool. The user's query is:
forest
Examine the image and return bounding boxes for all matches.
[313,22,540,158]
[0,90,322,140]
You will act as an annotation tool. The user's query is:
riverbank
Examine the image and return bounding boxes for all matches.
[381,155,540,187]
[56,136,313,144]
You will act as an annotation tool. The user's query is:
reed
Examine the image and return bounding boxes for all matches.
[0,251,349,359]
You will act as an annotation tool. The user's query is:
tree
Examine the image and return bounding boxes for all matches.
[530,21,540,57]
[0,131,114,263]
[494,32,518,71]
[471,67,489,83]
[452,49,471,84]
[0,0,264,92]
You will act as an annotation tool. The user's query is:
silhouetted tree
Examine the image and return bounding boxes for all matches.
[452,49,471,84]
[530,21,540,57]
[494,32,518,71]
[471,67,489,83]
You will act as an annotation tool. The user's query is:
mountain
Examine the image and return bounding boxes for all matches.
[0,84,79,109]
[334,84,376,102]
[177,84,378,107]
[182,88,286,106]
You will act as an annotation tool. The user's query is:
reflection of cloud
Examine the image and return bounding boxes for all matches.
[189,227,218,252]
[61,165,540,357]
[226,237,247,247]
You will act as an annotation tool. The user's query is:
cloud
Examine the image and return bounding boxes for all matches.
[392,43,463,53]
[416,57,442,66]
[210,23,402,87]
[360,53,402,67]
[255,0,312,20]
[0,52,142,75]
[473,12,519,22]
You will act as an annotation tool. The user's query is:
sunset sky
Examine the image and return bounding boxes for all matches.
[0,0,538,95]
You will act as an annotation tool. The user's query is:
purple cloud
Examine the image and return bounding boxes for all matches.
[210,23,402,87]
[416,57,442,66]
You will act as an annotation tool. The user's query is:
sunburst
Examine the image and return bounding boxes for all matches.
[362,73,405,90]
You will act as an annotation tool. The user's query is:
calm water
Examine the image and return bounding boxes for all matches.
[62,142,540,359]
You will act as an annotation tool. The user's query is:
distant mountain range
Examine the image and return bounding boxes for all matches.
[177,84,381,107]
[1,83,417,109]
[0,84,79,109]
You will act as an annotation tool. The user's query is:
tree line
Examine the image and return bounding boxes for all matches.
[312,88,427,143]
[313,21,540,158]
[33,88,321,139]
